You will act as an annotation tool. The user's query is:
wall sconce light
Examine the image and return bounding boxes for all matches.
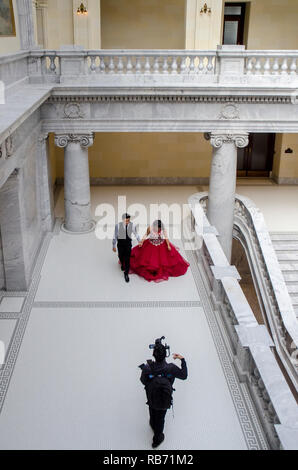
[200,3,211,14]
[77,3,88,15]
[285,148,293,154]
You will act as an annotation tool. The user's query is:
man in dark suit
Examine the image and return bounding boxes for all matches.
[113,213,141,283]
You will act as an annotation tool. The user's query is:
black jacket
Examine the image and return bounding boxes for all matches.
[140,358,188,387]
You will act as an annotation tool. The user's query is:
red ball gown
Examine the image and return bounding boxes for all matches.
[130,229,190,282]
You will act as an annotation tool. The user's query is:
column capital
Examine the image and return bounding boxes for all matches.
[205,132,249,149]
[54,133,94,149]
[38,132,49,143]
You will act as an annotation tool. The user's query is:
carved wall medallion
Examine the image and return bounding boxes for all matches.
[64,102,85,119]
[219,103,240,120]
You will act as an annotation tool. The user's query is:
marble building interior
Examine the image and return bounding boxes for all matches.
[0,0,298,450]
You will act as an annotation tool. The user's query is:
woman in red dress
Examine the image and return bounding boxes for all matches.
[130,220,190,282]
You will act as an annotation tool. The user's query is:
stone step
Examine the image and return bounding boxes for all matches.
[285,284,298,294]
[272,244,298,252]
[270,233,298,242]
[283,272,298,283]
[276,253,298,262]
[290,295,298,306]
[279,263,298,271]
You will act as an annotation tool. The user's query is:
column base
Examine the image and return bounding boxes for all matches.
[61,220,96,235]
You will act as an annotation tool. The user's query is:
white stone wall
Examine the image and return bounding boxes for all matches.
[0,111,51,290]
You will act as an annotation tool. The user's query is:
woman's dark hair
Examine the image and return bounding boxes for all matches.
[153,345,167,363]
[153,219,164,231]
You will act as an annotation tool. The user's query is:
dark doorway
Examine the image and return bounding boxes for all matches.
[237,133,275,177]
[223,2,246,46]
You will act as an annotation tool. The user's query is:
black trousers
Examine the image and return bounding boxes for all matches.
[117,242,132,275]
[149,407,167,442]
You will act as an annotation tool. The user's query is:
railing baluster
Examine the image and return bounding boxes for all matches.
[272,57,280,75]
[281,57,288,75]
[153,56,159,74]
[144,56,151,74]
[135,56,142,74]
[99,56,106,73]
[162,56,168,74]
[180,56,187,74]
[108,56,115,74]
[117,56,124,73]
[254,57,262,74]
[246,57,253,75]
[207,55,213,74]
[198,56,204,74]
[171,56,178,74]
[49,55,56,73]
[126,56,133,74]
[189,57,195,74]
[263,57,270,75]
[290,57,297,75]
[90,56,96,73]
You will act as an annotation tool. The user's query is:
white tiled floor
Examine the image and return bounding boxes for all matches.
[0,306,247,450]
[0,297,24,313]
[0,183,281,450]
[35,234,198,303]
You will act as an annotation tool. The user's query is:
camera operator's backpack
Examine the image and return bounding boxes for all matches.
[146,363,174,411]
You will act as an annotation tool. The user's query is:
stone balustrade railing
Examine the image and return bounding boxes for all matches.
[1,47,298,89]
[233,195,298,387]
[244,51,298,76]
[86,50,216,75]
[197,192,298,389]
[188,192,298,450]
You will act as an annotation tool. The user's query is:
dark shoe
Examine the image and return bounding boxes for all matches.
[124,273,130,283]
[152,433,164,449]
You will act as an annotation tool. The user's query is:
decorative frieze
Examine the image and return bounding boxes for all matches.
[47,94,293,104]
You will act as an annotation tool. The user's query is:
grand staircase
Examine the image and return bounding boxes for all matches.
[270,233,298,319]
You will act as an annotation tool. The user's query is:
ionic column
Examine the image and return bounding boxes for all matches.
[206,132,249,262]
[55,133,95,233]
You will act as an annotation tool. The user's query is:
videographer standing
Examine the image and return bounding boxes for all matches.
[139,337,188,449]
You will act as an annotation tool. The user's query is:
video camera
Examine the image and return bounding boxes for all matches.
[138,336,171,370]
[149,336,171,358]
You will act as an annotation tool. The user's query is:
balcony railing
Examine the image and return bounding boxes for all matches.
[1,47,298,90]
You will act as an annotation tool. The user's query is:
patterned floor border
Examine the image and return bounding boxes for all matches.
[0,231,53,414]
[33,300,202,309]
[184,246,269,450]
